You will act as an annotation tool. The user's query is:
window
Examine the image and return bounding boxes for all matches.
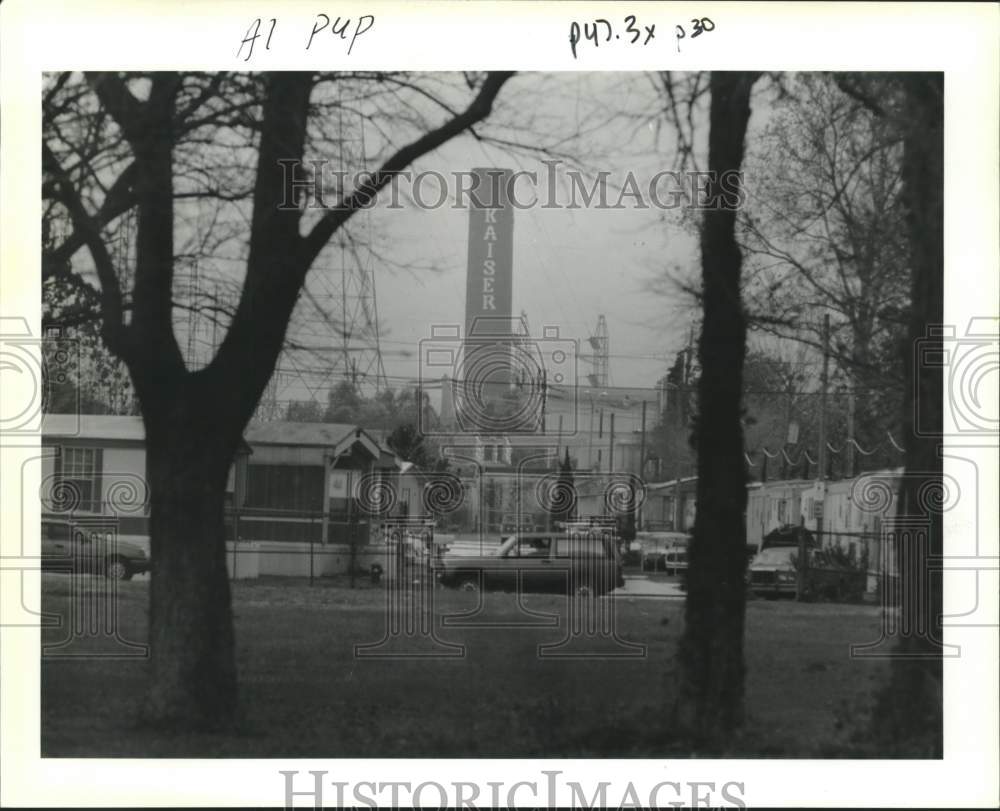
[55,447,102,512]
[516,537,551,558]
[246,464,324,512]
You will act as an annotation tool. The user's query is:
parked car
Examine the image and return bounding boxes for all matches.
[639,531,689,573]
[662,549,689,576]
[747,547,798,596]
[435,531,625,597]
[760,524,817,551]
[41,520,149,581]
[747,545,862,600]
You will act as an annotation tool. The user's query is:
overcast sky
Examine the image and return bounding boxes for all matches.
[276,72,723,403]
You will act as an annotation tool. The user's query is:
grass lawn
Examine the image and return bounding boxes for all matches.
[41,574,890,757]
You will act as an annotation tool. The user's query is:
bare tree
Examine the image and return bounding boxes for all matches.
[43,71,513,729]
[673,71,761,742]
[740,74,910,457]
[833,72,944,756]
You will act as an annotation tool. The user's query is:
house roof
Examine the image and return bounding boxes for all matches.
[646,476,699,490]
[41,413,252,453]
[39,415,400,467]
[245,420,391,465]
[42,414,146,442]
[245,421,359,447]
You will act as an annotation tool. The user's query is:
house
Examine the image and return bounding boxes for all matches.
[651,469,904,593]
[746,478,812,549]
[239,420,398,544]
[39,413,251,555]
[644,476,699,532]
[39,414,406,579]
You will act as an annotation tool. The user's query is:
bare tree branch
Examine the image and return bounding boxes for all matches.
[300,71,515,268]
[42,141,129,358]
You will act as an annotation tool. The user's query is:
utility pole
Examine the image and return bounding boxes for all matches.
[539,368,547,434]
[608,412,615,474]
[682,329,693,426]
[818,314,830,483]
[596,408,604,470]
[588,398,595,470]
[846,386,856,478]
[802,313,830,601]
[782,375,794,479]
[638,400,647,479]
[638,400,647,530]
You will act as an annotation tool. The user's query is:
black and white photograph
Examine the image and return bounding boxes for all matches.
[1,1,997,808]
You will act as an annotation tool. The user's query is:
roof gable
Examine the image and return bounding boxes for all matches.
[245,420,392,465]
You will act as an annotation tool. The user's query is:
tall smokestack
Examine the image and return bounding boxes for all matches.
[464,167,515,409]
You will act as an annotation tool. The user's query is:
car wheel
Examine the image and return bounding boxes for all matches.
[573,583,595,598]
[457,576,479,593]
[105,557,131,581]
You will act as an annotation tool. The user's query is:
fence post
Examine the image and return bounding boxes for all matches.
[309,533,315,587]
[349,506,358,589]
[232,508,240,581]
[796,514,807,601]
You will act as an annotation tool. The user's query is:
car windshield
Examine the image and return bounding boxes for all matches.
[753,547,796,566]
[516,537,552,557]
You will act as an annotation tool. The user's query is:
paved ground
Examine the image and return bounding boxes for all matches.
[614,573,686,598]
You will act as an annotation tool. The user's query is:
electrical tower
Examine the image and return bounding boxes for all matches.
[277,81,388,406]
[586,314,610,388]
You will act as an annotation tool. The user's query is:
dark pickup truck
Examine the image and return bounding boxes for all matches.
[435,531,626,597]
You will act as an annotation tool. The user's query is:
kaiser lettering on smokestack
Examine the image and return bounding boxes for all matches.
[464,168,515,408]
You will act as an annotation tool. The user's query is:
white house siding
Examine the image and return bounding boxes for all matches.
[223,540,395,579]
[41,434,240,559]
[746,482,810,549]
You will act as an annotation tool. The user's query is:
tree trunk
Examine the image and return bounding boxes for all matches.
[870,73,944,756]
[674,72,760,743]
[48,71,515,735]
[140,394,241,730]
